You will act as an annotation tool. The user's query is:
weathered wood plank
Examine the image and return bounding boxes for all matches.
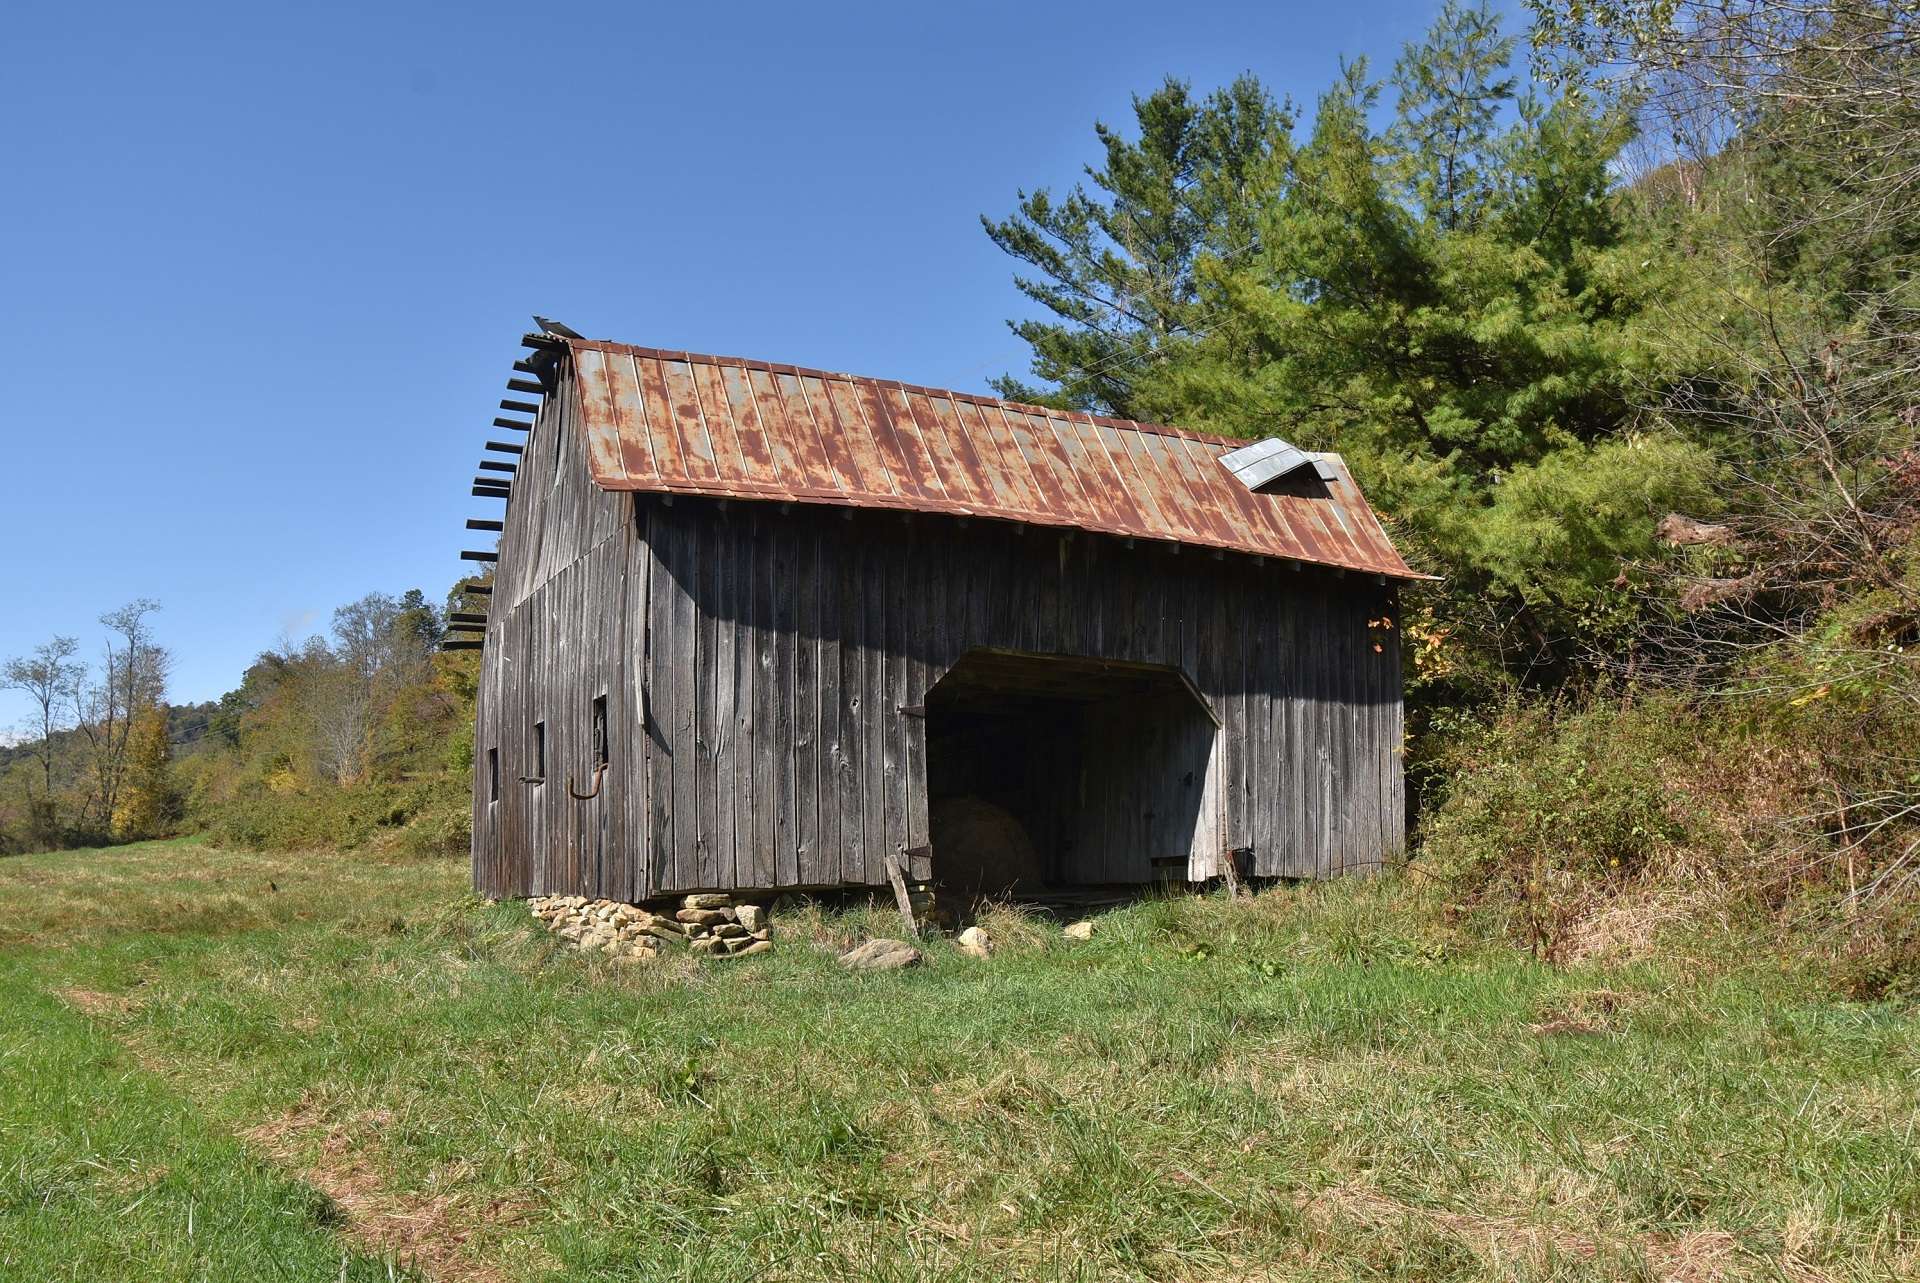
[882,525,908,872]
[628,499,652,900]
[861,519,888,884]
[751,509,780,890]
[815,513,844,883]
[654,512,685,890]
[710,507,737,890]
[794,518,823,884]
[773,511,800,888]
[732,507,758,892]
[836,515,865,884]
[691,514,719,889]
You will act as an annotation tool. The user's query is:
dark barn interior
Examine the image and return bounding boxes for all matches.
[925,650,1219,894]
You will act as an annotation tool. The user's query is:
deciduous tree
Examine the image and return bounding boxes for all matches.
[2,636,82,844]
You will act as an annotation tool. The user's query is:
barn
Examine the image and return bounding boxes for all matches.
[452,325,1421,905]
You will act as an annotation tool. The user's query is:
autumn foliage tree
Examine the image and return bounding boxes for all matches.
[111,704,175,840]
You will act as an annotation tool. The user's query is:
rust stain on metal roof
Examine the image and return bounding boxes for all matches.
[560,336,1424,579]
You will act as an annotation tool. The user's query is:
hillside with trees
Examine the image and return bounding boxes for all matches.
[1,587,482,859]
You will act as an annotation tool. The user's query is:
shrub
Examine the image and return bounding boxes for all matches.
[1417,683,1920,995]
[1420,693,1698,885]
[195,770,470,858]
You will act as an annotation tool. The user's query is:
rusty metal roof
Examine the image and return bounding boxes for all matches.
[561,336,1421,579]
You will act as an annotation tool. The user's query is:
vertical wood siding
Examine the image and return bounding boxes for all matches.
[472,360,640,899]
[476,456,1405,897]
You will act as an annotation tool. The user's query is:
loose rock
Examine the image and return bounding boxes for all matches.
[682,893,733,910]
[957,926,993,959]
[676,907,734,927]
[1063,920,1095,941]
[838,938,923,971]
[736,904,765,933]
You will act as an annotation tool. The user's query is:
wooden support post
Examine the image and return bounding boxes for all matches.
[882,849,920,939]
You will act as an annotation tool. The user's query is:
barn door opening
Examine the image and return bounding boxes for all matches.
[923,650,1220,895]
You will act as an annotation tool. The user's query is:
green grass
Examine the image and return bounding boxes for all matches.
[1,841,1915,1280]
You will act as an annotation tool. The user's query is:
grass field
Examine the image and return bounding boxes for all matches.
[1,840,1915,1281]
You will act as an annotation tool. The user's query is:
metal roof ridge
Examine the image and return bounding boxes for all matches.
[549,335,1265,451]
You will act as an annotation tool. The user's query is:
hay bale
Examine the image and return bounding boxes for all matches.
[931,797,1042,895]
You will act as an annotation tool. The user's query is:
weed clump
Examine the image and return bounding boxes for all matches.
[1417,690,1920,996]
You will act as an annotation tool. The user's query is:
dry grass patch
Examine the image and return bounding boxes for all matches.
[241,1095,536,1283]
[56,985,136,1018]
[1526,987,1646,1037]
[1307,1180,1601,1259]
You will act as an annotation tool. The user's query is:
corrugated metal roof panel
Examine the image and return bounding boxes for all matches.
[560,336,1425,579]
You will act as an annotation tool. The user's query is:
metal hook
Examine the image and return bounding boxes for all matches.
[567,762,606,800]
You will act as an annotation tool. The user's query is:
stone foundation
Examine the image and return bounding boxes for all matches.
[528,892,772,962]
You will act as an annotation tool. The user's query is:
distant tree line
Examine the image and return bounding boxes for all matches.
[1,600,172,851]
[0,584,484,857]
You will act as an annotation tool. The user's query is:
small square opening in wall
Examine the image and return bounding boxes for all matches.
[488,747,499,802]
[533,721,546,782]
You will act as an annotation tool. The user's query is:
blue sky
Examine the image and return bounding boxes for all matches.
[1,0,1496,723]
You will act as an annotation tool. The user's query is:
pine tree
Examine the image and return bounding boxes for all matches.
[981,76,1292,415]
[1389,0,1518,231]
[985,7,1721,679]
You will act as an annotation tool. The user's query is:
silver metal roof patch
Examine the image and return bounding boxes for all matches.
[1218,437,1333,491]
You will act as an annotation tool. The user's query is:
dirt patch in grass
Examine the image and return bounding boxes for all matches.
[242,1096,530,1283]
[1302,1184,1803,1282]
[1643,1229,1750,1283]
[1527,987,1645,1037]
[1305,1182,1601,1267]
[57,986,136,1018]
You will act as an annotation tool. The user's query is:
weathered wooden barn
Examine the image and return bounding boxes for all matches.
[455,326,1420,903]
